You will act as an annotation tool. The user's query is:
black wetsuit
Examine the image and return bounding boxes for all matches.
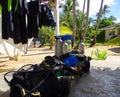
[12,0,28,44]
[0,0,11,39]
[27,0,39,38]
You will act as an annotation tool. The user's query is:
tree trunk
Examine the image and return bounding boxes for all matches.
[90,0,104,47]
[72,0,76,48]
[39,34,47,47]
[80,0,86,42]
[83,0,90,42]
[74,0,86,49]
[49,37,54,50]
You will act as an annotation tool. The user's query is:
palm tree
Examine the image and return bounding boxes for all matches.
[83,0,90,42]
[80,0,86,42]
[60,0,79,48]
[72,0,76,47]
[63,0,73,23]
[102,5,110,17]
[108,15,116,22]
[60,0,74,30]
[90,0,104,47]
[74,0,90,49]
[73,0,86,49]
[76,10,86,34]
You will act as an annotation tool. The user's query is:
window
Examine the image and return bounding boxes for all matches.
[109,31,115,36]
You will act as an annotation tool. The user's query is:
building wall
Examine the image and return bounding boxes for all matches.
[105,29,111,41]
[105,28,119,41]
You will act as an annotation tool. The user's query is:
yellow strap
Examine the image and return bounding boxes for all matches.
[21,88,26,97]
[31,92,41,96]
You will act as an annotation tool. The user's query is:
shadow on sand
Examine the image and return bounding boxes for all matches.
[108,47,120,54]
[0,90,9,97]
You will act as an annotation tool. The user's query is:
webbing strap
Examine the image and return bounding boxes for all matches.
[8,0,12,12]
[14,0,18,12]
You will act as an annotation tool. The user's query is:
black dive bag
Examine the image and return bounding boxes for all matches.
[4,64,70,97]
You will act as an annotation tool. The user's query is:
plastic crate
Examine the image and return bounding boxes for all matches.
[55,35,72,41]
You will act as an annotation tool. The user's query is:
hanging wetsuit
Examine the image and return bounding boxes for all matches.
[39,5,50,27]
[38,4,56,28]
[12,0,28,44]
[47,6,56,28]
[27,0,39,38]
[0,0,12,39]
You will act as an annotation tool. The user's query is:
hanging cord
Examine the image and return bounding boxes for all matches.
[4,71,16,85]
[17,64,35,71]
[4,64,36,85]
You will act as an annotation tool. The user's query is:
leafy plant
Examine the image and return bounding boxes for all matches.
[105,36,120,46]
[91,49,107,60]
[0,5,2,14]
[38,26,54,49]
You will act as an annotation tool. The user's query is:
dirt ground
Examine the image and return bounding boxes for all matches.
[0,46,120,97]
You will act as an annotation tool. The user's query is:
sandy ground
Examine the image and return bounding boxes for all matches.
[0,46,55,72]
[0,46,120,97]
[0,46,120,71]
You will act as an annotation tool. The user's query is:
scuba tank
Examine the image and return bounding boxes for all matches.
[62,41,68,54]
[78,41,85,54]
[55,37,63,57]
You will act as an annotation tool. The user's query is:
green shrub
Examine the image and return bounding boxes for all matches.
[91,49,107,60]
[97,31,105,42]
[105,36,120,46]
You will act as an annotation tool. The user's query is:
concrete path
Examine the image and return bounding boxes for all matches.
[0,55,120,97]
[0,46,120,97]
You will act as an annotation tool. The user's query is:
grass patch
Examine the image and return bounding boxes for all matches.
[105,36,120,46]
[91,49,107,60]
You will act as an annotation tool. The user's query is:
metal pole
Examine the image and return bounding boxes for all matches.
[54,0,60,36]
[72,0,76,47]
[54,0,61,56]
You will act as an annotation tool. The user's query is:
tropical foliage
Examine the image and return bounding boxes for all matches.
[38,25,73,49]
[38,26,54,49]
[105,36,120,46]
[91,49,107,60]
[1,0,118,49]
[27,0,119,49]
[59,0,118,48]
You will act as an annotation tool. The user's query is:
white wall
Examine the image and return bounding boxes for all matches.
[105,28,119,41]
